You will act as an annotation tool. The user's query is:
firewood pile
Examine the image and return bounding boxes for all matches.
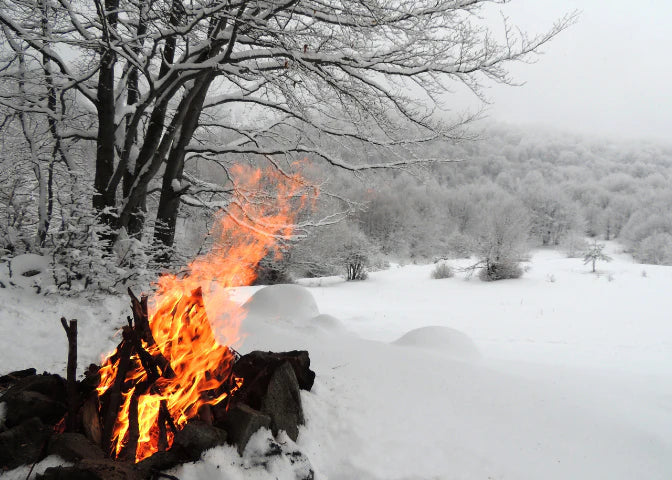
[0,290,315,480]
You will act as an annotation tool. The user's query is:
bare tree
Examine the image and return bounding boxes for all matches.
[0,0,576,258]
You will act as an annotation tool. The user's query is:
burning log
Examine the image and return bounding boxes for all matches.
[100,327,135,456]
[95,287,243,462]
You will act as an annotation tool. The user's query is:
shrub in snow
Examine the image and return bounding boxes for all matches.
[344,251,369,281]
[583,240,612,273]
[478,260,523,281]
[291,221,379,281]
[431,262,454,279]
[471,196,529,282]
[253,252,293,285]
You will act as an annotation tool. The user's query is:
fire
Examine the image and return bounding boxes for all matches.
[97,164,316,462]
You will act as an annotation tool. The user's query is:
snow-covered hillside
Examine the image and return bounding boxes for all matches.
[1,244,671,479]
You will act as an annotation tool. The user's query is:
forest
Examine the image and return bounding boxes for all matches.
[3,117,671,292]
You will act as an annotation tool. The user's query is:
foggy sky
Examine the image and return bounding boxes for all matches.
[476,0,672,143]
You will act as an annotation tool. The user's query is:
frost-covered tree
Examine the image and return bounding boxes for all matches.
[0,0,575,258]
[583,240,612,273]
[472,195,529,280]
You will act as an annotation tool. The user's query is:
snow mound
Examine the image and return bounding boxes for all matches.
[10,253,49,277]
[392,326,480,360]
[1,254,53,290]
[310,313,346,332]
[243,284,319,325]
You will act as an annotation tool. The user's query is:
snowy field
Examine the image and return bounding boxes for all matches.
[1,243,671,479]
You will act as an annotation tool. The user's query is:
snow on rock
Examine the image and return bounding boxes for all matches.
[168,430,313,480]
[0,455,71,480]
[392,325,481,360]
[242,284,319,326]
[1,254,53,290]
[8,254,49,277]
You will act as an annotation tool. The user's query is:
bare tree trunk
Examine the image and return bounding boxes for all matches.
[93,0,119,223]
[119,0,182,239]
[153,8,244,257]
[154,76,214,256]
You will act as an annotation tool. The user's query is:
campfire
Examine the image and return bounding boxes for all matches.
[0,166,317,479]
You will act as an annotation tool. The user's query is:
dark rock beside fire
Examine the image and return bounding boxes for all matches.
[0,373,67,428]
[0,417,51,469]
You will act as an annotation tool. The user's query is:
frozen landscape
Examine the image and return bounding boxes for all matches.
[1,1,671,478]
[2,243,670,479]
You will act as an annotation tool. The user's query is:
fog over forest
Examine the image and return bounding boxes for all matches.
[168,123,671,285]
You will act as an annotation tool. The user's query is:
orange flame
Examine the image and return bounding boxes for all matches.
[97,164,316,461]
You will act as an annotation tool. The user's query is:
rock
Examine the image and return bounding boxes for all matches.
[0,368,37,389]
[1,390,67,428]
[233,350,315,392]
[0,374,67,428]
[135,450,182,477]
[1,373,66,398]
[172,420,228,460]
[0,417,50,469]
[261,362,304,441]
[37,459,143,480]
[219,403,271,454]
[47,432,105,462]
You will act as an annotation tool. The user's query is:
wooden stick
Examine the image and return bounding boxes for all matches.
[128,288,176,379]
[157,400,169,452]
[120,391,139,462]
[60,317,78,432]
[101,327,134,456]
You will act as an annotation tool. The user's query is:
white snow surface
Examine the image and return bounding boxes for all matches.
[1,243,671,479]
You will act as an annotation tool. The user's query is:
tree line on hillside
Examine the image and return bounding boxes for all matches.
[283,127,672,280]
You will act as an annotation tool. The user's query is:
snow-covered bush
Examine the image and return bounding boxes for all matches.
[253,253,294,285]
[472,196,529,281]
[478,260,523,281]
[431,262,454,279]
[291,221,380,281]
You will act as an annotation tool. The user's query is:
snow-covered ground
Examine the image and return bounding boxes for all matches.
[1,243,671,479]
